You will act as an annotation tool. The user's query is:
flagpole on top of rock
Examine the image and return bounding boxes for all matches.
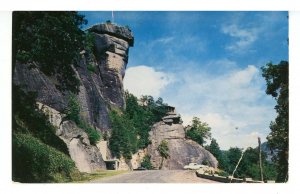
[112,11,114,23]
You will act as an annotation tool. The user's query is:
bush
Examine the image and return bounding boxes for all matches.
[65,94,81,124]
[87,63,96,73]
[12,133,78,183]
[78,121,101,145]
[141,155,153,170]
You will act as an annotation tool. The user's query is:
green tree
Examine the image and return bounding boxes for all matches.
[157,140,169,169]
[186,117,211,146]
[109,110,137,160]
[221,147,277,181]
[205,138,226,169]
[12,11,87,93]
[261,61,288,182]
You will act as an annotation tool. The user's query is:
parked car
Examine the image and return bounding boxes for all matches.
[183,163,208,170]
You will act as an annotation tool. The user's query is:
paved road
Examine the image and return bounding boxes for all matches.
[90,170,218,183]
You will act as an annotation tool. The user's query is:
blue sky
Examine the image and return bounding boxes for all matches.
[81,11,288,149]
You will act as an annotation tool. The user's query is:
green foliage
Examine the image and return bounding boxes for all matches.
[205,138,226,169]
[109,110,137,160]
[65,94,101,145]
[221,147,277,181]
[13,11,87,93]
[109,92,169,160]
[141,155,153,170]
[125,92,167,149]
[12,133,78,183]
[78,121,101,145]
[139,95,168,123]
[66,94,81,125]
[186,117,211,146]
[202,160,209,165]
[12,85,69,155]
[218,170,229,177]
[87,63,96,73]
[84,32,95,54]
[261,61,289,182]
[157,140,169,159]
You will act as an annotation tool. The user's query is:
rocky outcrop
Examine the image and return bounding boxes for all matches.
[147,113,218,170]
[13,23,134,132]
[38,103,106,172]
[13,23,134,172]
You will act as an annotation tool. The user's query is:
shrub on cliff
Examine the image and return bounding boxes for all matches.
[78,121,101,145]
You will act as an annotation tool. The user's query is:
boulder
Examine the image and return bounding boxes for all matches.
[148,121,218,170]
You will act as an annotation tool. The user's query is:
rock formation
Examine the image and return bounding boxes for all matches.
[13,23,134,131]
[147,108,218,169]
[38,103,106,172]
[13,23,134,172]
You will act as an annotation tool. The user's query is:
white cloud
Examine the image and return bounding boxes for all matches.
[222,24,259,52]
[124,65,174,98]
[162,64,275,149]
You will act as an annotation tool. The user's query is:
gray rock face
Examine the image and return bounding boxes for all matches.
[58,121,106,172]
[13,23,134,172]
[38,102,106,172]
[87,23,134,46]
[13,23,134,131]
[13,62,68,112]
[148,121,218,170]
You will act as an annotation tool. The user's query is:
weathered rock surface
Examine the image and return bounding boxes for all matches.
[38,103,106,172]
[13,23,134,132]
[148,121,218,170]
[13,23,134,173]
[14,63,68,112]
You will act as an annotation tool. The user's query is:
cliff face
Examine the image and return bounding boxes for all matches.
[13,23,134,172]
[147,113,218,170]
[14,23,134,131]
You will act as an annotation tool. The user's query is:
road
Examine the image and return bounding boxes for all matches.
[90,170,219,183]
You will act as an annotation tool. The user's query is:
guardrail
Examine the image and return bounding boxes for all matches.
[196,171,264,183]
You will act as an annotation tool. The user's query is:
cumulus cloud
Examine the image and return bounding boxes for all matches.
[124,65,174,98]
[163,64,275,149]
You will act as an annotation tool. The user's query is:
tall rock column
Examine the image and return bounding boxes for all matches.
[76,23,134,131]
[88,23,134,108]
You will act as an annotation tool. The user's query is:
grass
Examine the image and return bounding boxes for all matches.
[72,170,128,183]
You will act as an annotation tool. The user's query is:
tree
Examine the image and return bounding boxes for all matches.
[109,110,137,160]
[186,117,211,146]
[206,138,226,169]
[261,61,288,182]
[12,11,87,93]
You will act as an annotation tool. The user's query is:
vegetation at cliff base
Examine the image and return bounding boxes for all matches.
[140,155,153,170]
[109,92,168,160]
[12,85,79,182]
